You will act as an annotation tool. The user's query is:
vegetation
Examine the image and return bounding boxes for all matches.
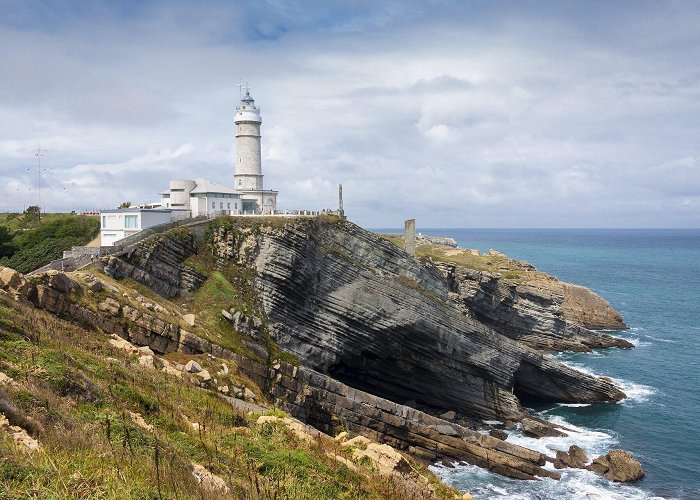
[377,232,545,283]
[0,290,456,499]
[0,213,99,274]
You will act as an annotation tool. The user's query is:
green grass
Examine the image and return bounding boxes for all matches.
[0,293,458,499]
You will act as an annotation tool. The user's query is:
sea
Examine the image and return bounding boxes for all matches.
[375,228,700,500]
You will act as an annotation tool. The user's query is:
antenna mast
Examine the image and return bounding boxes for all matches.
[34,140,47,220]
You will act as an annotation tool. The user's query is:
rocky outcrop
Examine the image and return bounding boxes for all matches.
[554,445,589,469]
[102,229,204,298]
[561,282,627,330]
[208,219,625,422]
[587,449,645,482]
[436,264,631,352]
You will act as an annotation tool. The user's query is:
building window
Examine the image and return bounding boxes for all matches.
[238,179,242,186]
[124,215,138,229]
[212,202,215,209]
[234,203,238,209]
[227,203,230,209]
[220,202,223,209]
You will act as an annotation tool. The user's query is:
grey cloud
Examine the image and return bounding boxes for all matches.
[1,1,699,227]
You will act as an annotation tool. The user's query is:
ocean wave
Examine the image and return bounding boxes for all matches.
[611,378,657,404]
[558,403,592,407]
[644,335,677,343]
[431,462,662,500]
[433,412,663,499]
[549,356,657,404]
[506,414,618,460]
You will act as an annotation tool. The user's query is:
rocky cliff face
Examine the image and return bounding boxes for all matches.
[0,217,640,484]
[208,218,625,421]
[436,264,631,352]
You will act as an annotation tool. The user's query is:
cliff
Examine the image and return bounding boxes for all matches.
[408,243,630,352]
[0,216,639,489]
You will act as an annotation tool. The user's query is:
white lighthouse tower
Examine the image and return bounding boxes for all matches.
[234,86,277,213]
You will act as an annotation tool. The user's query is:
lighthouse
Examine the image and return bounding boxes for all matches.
[234,86,277,213]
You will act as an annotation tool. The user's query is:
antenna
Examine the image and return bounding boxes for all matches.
[238,80,244,102]
[34,140,47,220]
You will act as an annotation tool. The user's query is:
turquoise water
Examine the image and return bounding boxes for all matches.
[377,228,700,499]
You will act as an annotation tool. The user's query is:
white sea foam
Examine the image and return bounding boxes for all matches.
[550,356,657,404]
[611,378,657,404]
[645,335,677,343]
[558,403,591,407]
[506,413,617,460]
[432,410,663,499]
[431,462,663,500]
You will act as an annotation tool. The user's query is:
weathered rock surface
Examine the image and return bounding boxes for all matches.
[554,445,588,469]
[0,217,640,485]
[587,449,645,482]
[209,219,625,420]
[436,263,632,352]
[102,230,204,297]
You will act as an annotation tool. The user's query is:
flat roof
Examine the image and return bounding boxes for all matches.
[100,208,174,214]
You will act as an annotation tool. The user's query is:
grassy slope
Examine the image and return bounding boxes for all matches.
[378,233,550,283]
[0,290,459,499]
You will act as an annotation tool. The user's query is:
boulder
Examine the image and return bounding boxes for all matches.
[182,313,195,326]
[190,464,229,495]
[587,449,644,482]
[217,385,229,394]
[184,360,202,373]
[196,369,212,382]
[0,266,28,295]
[138,346,154,356]
[221,309,233,322]
[521,417,567,438]
[352,442,412,475]
[439,410,456,421]
[218,363,229,375]
[46,271,78,293]
[555,445,588,469]
[489,429,508,441]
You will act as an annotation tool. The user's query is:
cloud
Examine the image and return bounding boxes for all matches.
[1,1,699,227]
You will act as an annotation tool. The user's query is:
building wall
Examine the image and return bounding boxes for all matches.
[162,180,196,209]
[100,210,175,247]
[200,195,241,215]
[140,210,175,228]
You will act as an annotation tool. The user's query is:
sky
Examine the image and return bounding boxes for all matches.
[1,0,699,228]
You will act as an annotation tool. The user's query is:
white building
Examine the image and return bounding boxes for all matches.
[100,208,186,247]
[160,178,242,217]
[234,89,278,214]
[100,86,282,246]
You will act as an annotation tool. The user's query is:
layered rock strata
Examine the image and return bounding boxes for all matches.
[435,263,631,352]
[0,267,560,480]
[208,219,625,421]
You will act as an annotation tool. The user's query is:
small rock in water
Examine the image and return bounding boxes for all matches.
[555,445,589,469]
[521,417,567,438]
[587,449,644,482]
[489,429,508,441]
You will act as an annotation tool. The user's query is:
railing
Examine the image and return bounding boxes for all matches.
[105,215,211,254]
